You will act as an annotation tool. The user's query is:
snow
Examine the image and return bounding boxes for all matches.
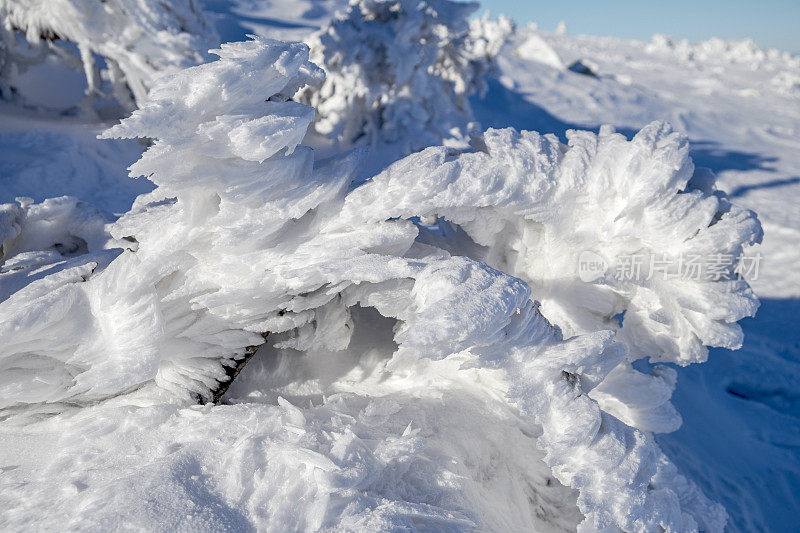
[0,0,217,113]
[0,112,151,213]
[1,1,799,532]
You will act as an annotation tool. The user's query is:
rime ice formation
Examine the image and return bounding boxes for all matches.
[299,0,511,151]
[0,38,330,412]
[0,196,125,412]
[0,0,217,111]
[0,32,758,533]
[345,123,762,440]
[348,124,762,364]
[0,38,540,415]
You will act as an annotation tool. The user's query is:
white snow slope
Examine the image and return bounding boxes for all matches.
[0,1,798,532]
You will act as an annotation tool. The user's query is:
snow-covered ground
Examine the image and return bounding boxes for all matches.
[1,1,798,531]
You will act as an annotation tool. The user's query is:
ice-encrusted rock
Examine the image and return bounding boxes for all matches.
[0,0,217,111]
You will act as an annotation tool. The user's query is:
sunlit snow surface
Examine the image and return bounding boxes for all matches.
[0,1,799,531]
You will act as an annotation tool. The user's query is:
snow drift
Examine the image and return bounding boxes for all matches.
[0,31,764,532]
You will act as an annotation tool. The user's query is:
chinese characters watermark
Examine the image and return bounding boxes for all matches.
[578,251,762,282]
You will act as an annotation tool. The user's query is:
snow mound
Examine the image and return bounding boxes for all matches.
[516,33,564,70]
[0,0,218,113]
[299,0,511,151]
[0,395,583,531]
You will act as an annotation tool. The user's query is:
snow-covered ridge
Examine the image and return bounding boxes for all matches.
[646,34,799,69]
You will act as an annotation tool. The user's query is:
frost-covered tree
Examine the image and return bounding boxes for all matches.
[0,0,217,113]
[299,0,512,151]
[466,11,515,85]
[0,35,747,533]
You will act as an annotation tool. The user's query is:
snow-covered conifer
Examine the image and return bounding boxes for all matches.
[299,0,510,151]
[465,12,515,88]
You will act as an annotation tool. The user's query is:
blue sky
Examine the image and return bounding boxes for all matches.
[477,0,800,53]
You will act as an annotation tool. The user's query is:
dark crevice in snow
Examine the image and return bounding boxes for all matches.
[208,332,270,405]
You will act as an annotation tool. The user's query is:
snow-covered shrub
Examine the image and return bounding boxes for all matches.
[0,36,737,532]
[299,0,511,151]
[0,0,217,113]
[346,123,762,435]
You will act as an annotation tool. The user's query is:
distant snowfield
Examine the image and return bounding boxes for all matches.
[1,1,798,531]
